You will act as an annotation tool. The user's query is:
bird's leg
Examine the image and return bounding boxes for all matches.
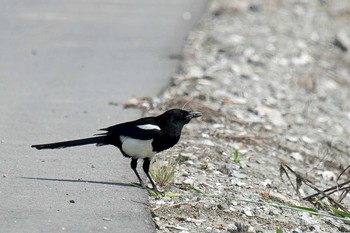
[143,158,159,193]
[130,158,145,188]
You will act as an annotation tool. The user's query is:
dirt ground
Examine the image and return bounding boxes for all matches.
[129,0,350,232]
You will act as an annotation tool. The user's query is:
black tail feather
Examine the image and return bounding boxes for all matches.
[31,136,107,150]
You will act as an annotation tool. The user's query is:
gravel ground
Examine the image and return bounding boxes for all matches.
[129,0,350,232]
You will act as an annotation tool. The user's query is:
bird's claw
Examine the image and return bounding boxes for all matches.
[147,187,164,196]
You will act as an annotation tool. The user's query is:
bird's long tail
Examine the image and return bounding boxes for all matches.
[31,136,107,150]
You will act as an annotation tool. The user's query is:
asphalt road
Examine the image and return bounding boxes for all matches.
[0,1,208,232]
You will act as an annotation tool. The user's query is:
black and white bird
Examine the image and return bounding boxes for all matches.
[31,109,201,192]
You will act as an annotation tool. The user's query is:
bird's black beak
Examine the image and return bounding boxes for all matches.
[186,111,202,120]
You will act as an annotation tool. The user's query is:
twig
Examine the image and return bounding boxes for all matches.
[337,164,350,184]
[280,161,349,213]
[152,201,197,212]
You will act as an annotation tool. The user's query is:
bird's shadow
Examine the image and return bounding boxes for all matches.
[20,176,140,188]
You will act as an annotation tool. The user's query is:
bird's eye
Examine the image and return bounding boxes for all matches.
[180,112,188,118]
[174,113,185,120]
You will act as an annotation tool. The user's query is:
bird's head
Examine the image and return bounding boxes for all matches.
[160,109,202,128]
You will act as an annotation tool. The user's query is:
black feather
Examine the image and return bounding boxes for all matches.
[31,136,106,150]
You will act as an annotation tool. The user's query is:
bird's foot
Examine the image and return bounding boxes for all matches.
[145,185,164,196]
[133,181,164,196]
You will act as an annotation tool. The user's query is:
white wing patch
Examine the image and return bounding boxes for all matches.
[137,124,161,131]
[120,136,156,159]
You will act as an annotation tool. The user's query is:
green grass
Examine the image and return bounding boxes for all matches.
[233,149,246,163]
[240,199,350,223]
[276,227,283,233]
[150,158,178,187]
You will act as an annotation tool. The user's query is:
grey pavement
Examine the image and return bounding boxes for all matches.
[0,1,208,232]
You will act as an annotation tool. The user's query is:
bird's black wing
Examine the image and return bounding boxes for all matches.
[97,117,162,140]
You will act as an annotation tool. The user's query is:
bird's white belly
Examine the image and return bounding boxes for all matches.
[120,136,156,159]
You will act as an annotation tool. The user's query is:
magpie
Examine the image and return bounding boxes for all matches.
[31,109,201,192]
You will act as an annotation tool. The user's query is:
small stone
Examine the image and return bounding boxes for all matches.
[301,136,315,144]
[233,181,246,187]
[286,135,299,142]
[261,179,272,187]
[186,66,204,78]
[69,200,75,203]
[290,152,303,162]
[213,123,224,129]
[232,173,247,179]
[227,223,238,232]
[124,98,139,108]
[334,30,350,52]
[295,115,306,125]
[231,200,238,206]
[291,51,313,66]
[200,139,215,147]
[178,153,192,162]
[183,178,195,186]
[155,197,172,206]
[256,106,287,127]
[243,209,254,217]
[231,97,247,105]
[247,226,255,232]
